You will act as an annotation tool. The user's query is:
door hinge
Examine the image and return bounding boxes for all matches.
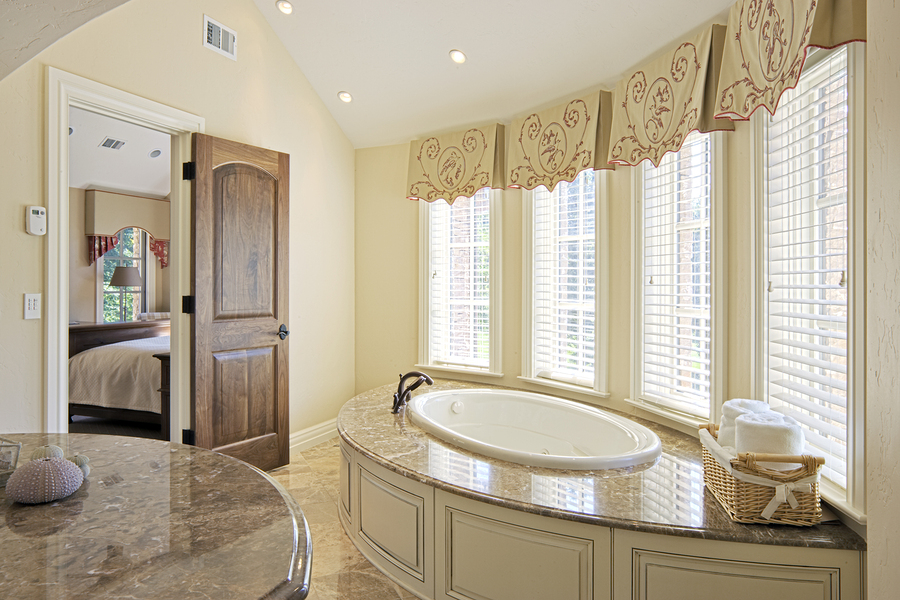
[182,295,196,314]
[182,161,196,180]
[182,429,196,445]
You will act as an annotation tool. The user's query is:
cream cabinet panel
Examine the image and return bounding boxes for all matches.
[339,443,351,520]
[445,508,592,600]
[613,530,862,600]
[359,466,425,577]
[351,453,435,599]
[435,490,611,600]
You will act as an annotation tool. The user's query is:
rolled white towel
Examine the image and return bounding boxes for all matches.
[717,399,771,447]
[735,412,805,470]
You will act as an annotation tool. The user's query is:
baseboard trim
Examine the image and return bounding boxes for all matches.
[290,418,338,453]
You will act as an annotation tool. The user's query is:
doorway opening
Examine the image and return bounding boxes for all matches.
[46,68,205,440]
[67,107,173,440]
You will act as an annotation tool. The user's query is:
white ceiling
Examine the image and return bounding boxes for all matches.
[68,107,171,197]
[251,0,735,148]
[2,0,736,150]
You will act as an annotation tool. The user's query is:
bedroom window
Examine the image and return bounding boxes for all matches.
[418,188,502,375]
[757,45,865,517]
[523,169,610,397]
[631,131,724,423]
[99,227,148,323]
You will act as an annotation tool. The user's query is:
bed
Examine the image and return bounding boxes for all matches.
[68,319,171,440]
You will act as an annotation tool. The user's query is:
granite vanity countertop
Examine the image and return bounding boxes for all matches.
[0,434,311,600]
[338,379,866,552]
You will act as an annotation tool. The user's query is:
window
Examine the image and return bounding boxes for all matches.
[524,169,608,395]
[632,132,723,422]
[99,227,147,322]
[759,45,864,512]
[419,189,501,374]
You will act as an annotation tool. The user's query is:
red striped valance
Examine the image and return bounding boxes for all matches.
[88,235,118,265]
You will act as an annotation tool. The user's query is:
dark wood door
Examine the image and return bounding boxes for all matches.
[191,133,290,470]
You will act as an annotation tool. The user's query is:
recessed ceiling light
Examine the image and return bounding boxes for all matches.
[449,49,467,64]
[276,0,293,14]
[149,149,162,158]
[338,91,352,103]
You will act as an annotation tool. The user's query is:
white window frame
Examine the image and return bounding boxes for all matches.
[95,227,154,322]
[520,169,610,398]
[417,190,503,377]
[752,44,866,522]
[628,132,726,427]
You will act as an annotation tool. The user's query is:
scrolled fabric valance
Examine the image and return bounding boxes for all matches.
[714,0,865,121]
[88,235,119,265]
[506,91,614,192]
[406,124,505,205]
[608,24,733,168]
[149,237,169,268]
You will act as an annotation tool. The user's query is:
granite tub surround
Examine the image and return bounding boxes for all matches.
[0,434,311,600]
[338,379,865,551]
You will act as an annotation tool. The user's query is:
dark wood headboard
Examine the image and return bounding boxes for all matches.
[68,320,171,358]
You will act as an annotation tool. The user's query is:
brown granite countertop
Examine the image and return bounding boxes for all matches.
[337,379,866,552]
[0,434,311,599]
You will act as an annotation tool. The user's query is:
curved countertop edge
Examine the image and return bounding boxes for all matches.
[337,381,867,553]
[250,465,312,600]
[0,435,313,600]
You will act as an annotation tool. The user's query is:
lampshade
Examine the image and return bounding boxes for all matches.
[109,266,142,287]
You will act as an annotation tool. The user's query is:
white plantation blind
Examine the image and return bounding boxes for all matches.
[533,170,596,387]
[763,47,850,488]
[428,188,491,368]
[640,132,713,419]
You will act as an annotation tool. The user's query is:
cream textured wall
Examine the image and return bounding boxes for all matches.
[68,188,96,324]
[0,0,355,433]
[866,0,900,594]
[355,144,417,394]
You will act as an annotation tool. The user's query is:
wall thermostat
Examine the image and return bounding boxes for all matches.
[26,206,46,236]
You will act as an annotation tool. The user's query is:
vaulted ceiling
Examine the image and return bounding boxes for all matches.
[2,0,734,149]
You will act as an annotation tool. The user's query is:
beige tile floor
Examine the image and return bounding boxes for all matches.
[268,438,417,600]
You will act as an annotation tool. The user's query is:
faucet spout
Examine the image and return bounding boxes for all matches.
[391,371,434,413]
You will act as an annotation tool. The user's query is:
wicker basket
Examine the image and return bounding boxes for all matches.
[700,424,824,526]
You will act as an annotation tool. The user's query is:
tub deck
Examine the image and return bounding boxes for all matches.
[338,378,864,551]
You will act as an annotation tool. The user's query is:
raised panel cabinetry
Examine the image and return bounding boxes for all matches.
[348,451,434,598]
[339,440,863,600]
[613,530,862,600]
[435,490,609,600]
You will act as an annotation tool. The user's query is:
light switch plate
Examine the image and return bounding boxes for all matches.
[24,294,41,319]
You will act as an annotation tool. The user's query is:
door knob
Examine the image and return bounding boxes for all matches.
[278,324,290,340]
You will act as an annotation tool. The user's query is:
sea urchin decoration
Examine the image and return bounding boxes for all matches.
[31,445,65,460]
[67,454,90,477]
[6,458,84,504]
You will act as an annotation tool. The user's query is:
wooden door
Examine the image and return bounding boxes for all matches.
[191,133,290,470]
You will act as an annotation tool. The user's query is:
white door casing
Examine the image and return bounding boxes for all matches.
[46,67,204,438]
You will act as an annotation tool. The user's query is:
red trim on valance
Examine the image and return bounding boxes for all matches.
[88,235,118,265]
[149,238,169,268]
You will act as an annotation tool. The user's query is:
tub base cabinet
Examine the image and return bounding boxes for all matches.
[339,441,864,600]
[613,530,861,600]
[436,493,609,600]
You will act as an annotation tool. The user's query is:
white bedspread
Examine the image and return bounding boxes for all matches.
[68,336,170,413]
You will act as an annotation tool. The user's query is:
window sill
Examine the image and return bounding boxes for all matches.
[415,364,504,378]
[624,398,708,433]
[517,376,610,399]
[819,479,867,526]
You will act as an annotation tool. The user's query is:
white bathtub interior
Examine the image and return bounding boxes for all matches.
[407,389,662,470]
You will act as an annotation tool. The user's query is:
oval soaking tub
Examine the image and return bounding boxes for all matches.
[407,389,661,470]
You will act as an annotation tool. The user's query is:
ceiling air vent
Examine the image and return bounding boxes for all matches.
[204,15,237,61]
[99,137,126,150]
